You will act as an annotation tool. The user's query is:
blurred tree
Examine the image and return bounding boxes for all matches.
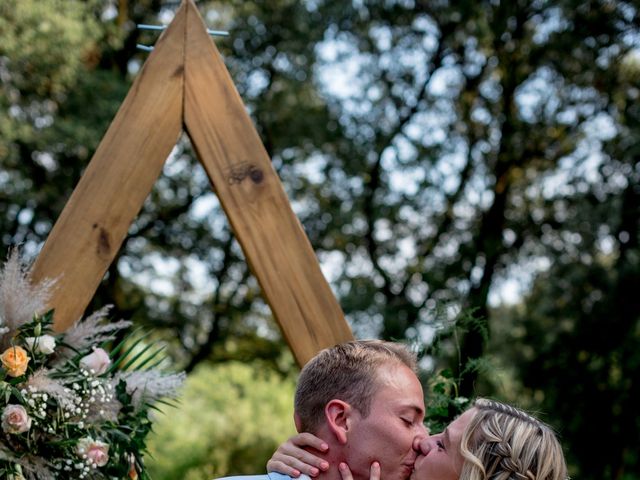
[145,360,297,480]
[492,257,640,479]
[489,34,640,479]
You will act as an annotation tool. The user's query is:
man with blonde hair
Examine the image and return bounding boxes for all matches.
[218,340,428,480]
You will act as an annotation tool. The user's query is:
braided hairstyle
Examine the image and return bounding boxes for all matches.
[458,399,567,480]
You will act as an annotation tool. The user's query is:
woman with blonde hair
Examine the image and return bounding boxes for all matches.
[268,398,567,480]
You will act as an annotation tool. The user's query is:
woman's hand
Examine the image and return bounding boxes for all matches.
[338,462,380,480]
[266,433,330,477]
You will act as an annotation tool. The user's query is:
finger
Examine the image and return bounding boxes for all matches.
[267,460,301,478]
[339,463,354,480]
[370,462,381,480]
[274,438,329,471]
[268,454,327,477]
[289,433,330,453]
[267,434,330,477]
[290,450,330,472]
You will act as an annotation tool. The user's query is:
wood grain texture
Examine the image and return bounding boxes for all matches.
[30,3,187,331]
[182,0,353,366]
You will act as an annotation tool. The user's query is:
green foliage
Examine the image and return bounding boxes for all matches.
[0,0,100,95]
[417,306,488,432]
[0,0,102,158]
[145,361,297,480]
[423,368,470,434]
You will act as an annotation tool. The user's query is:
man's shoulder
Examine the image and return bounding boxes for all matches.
[217,473,307,480]
[214,475,270,480]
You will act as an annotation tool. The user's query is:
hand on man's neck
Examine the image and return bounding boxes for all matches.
[298,426,344,480]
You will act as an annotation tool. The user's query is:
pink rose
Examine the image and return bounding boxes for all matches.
[77,437,110,467]
[79,348,111,375]
[2,404,32,434]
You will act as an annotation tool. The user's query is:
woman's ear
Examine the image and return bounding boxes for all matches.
[325,399,352,445]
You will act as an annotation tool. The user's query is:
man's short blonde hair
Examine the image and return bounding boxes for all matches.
[294,340,417,432]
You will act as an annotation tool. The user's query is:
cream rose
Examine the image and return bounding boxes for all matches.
[77,437,109,467]
[24,334,57,355]
[79,348,111,375]
[2,404,32,434]
[0,346,30,377]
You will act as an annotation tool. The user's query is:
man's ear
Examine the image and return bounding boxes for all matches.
[325,399,353,445]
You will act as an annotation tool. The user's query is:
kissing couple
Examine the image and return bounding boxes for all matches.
[219,340,566,480]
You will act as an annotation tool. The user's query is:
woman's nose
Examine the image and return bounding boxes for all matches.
[413,434,428,451]
[416,437,433,455]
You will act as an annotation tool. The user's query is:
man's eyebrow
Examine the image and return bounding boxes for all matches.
[405,405,425,417]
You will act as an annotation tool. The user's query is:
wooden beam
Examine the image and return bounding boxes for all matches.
[182,0,353,366]
[31,0,352,364]
[30,2,187,330]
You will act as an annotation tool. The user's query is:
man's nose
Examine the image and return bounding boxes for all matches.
[416,422,429,437]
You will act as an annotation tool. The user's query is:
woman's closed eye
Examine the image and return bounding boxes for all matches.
[436,440,445,450]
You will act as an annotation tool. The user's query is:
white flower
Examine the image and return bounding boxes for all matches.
[25,334,57,354]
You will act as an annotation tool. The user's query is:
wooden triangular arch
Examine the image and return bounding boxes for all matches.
[30,0,352,366]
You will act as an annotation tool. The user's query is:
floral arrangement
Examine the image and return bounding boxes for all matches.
[0,251,185,479]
